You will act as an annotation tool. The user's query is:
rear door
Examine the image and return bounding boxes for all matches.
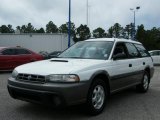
[109,42,133,92]
[124,42,143,84]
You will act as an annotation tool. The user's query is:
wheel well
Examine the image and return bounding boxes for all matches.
[145,67,151,82]
[94,74,110,95]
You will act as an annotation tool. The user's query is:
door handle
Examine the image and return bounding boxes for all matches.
[129,64,132,67]
[143,62,145,65]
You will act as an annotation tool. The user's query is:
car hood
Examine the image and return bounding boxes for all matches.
[15,58,106,76]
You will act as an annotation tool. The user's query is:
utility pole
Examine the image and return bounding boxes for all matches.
[68,0,71,48]
[87,0,89,26]
[130,6,140,40]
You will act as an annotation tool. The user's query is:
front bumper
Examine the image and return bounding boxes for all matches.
[8,77,90,106]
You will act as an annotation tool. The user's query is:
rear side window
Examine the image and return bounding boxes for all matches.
[16,49,31,55]
[134,44,150,57]
[125,43,139,58]
[2,49,15,55]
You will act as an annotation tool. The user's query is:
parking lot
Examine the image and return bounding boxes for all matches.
[0,67,160,120]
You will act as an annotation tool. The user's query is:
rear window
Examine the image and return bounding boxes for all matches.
[134,44,150,57]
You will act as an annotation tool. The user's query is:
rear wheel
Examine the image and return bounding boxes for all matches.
[86,78,107,115]
[136,71,150,93]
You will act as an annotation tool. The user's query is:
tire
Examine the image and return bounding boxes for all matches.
[86,78,107,115]
[136,71,150,93]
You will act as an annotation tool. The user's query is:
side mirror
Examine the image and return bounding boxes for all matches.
[113,53,126,60]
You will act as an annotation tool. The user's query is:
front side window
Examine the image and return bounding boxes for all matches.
[112,42,128,59]
[125,43,139,58]
[134,44,150,57]
[58,41,113,60]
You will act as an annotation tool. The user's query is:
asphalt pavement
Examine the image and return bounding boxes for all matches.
[0,67,160,120]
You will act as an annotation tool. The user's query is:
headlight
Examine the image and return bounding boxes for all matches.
[47,74,80,83]
[12,70,18,78]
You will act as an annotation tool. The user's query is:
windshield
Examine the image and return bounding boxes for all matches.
[58,41,113,60]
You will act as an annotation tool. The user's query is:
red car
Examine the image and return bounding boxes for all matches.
[0,47,43,71]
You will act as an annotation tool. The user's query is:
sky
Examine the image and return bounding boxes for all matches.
[0,0,160,31]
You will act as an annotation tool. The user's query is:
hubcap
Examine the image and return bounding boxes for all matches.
[92,85,105,110]
[143,74,149,90]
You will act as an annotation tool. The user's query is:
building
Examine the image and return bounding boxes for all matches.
[0,33,74,53]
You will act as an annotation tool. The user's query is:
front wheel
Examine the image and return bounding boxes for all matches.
[86,79,107,115]
[136,71,150,93]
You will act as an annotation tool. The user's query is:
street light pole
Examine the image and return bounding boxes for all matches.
[68,0,71,48]
[130,7,140,40]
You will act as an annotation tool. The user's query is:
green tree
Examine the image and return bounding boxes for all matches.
[25,23,35,33]
[74,24,91,42]
[145,27,160,50]
[0,24,14,33]
[46,21,58,33]
[93,27,106,38]
[136,24,146,44]
[135,24,160,50]
[7,24,14,33]
[124,24,131,39]
[17,23,35,33]
[59,22,76,36]
[20,25,27,33]
[112,23,123,38]
[16,26,21,31]
[36,28,45,33]
[15,26,21,33]
[108,26,114,38]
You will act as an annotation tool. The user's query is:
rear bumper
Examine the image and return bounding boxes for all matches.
[8,77,90,106]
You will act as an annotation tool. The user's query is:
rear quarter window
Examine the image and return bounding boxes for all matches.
[134,44,150,57]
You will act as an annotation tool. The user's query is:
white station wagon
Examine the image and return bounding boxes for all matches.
[8,38,154,115]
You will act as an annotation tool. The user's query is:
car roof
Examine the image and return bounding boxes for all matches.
[0,46,27,49]
[0,46,33,52]
[85,38,141,44]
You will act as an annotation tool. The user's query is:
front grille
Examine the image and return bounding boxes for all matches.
[17,74,46,83]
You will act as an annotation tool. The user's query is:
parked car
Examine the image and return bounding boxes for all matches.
[0,47,43,71]
[39,51,49,59]
[149,50,160,65]
[8,38,154,115]
[48,51,61,59]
